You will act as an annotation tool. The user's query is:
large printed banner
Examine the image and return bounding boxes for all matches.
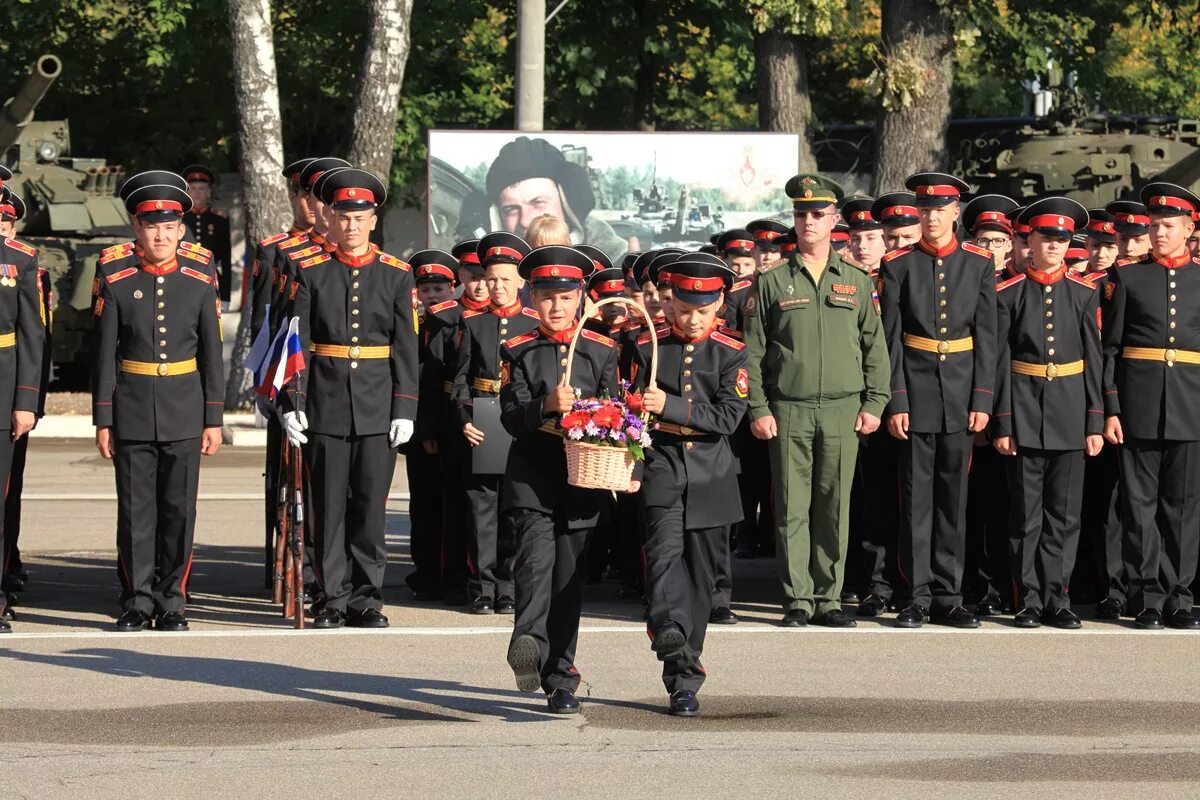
[427,130,801,263]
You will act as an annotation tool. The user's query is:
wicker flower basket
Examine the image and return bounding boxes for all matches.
[562,296,658,491]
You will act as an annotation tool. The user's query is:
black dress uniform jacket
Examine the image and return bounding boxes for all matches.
[1102,252,1200,441]
[0,237,44,427]
[454,303,542,428]
[92,247,224,440]
[632,325,748,527]
[499,325,624,529]
[418,298,470,442]
[993,269,1104,449]
[881,238,998,432]
[183,207,232,298]
[290,246,419,436]
[270,232,325,336]
[249,226,309,340]
[720,277,755,332]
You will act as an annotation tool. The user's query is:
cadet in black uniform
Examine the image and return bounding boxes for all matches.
[880,172,998,629]
[746,219,788,272]
[92,181,224,632]
[992,198,1104,629]
[1102,183,1200,630]
[874,192,922,253]
[453,232,539,615]
[502,245,624,714]
[1108,200,1151,263]
[633,253,747,717]
[181,166,233,303]
[284,168,418,629]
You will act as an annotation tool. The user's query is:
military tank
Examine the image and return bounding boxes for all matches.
[1,55,132,384]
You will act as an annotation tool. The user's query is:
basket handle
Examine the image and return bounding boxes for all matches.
[562,296,658,393]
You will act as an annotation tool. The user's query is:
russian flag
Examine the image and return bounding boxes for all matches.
[256,317,304,399]
[254,322,288,398]
[243,303,272,378]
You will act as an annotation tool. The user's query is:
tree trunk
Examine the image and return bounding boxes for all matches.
[347,0,414,182]
[754,30,817,173]
[631,0,657,131]
[225,0,289,409]
[870,0,955,194]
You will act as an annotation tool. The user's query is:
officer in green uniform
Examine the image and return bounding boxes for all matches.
[744,174,891,628]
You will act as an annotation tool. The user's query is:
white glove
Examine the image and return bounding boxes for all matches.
[389,418,414,448]
[283,411,308,447]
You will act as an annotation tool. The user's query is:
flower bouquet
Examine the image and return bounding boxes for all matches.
[560,386,652,491]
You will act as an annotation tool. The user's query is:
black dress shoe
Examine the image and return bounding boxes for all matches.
[840,590,860,604]
[932,605,979,629]
[895,604,927,628]
[668,690,700,717]
[508,634,542,693]
[975,596,1003,617]
[0,617,8,633]
[115,609,151,632]
[469,596,494,615]
[155,611,189,632]
[1134,608,1164,630]
[1094,597,1124,620]
[814,608,857,628]
[313,608,347,629]
[546,688,580,714]
[1013,607,1042,628]
[1166,609,1200,630]
[709,606,738,625]
[495,595,516,614]
[348,608,389,628]
[1044,608,1082,629]
[0,603,14,621]
[780,609,808,627]
[1,574,24,592]
[652,622,687,655]
[857,594,889,617]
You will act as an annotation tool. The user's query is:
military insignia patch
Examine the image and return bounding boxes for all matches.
[93,297,104,316]
[1105,281,1115,300]
[744,292,757,317]
[832,283,858,295]
[735,368,749,398]
[500,360,511,387]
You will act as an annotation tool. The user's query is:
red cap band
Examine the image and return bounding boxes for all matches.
[458,252,481,265]
[307,170,325,189]
[1117,213,1150,226]
[136,199,183,214]
[753,229,782,240]
[780,241,797,253]
[670,274,725,293]
[332,187,375,205]
[0,204,14,218]
[416,264,455,281]
[530,264,583,280]
[289,173,302,186]
[185,171,211,183]
[1029,214,1076,232]
[592,278,625,295]
[882,205,919,220]
[1087,220,1115,234]
[851,210,875,222]
[916,184,960,197]
[1148,195,1196,213]
[1065,248,1089,261]
[831,231,850,242]
[485,246,524,262]
[972,211,1013,233]
[723,239,755,252]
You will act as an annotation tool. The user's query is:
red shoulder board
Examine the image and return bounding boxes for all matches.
[106,267,138,284]
[100,241,134,256]
[1115,257,1135,267]
[213,208,227,218]
[260,232,289,247]
[290,244,323,260]
[996,274,1025,292]
[463,308,487,319]
[5,238,36,257]
[300,253,330,269]
[428,300,457,314]
[278,235,308,250]
[177,247,212,266]
[883,246,912,262]
[731,279,753,293]
[378,252,410,271]
[505,330,539,349]
[636,329,656,346]
[711,330,745,351]
[1067,271,1096,289]
[581,328,614,347]
[622,319,646,332]
[179,240,212,259]
[961,241,991,258]
[181,266,213,284]
[521,307,541,319]
[718,325,744,340]
[99,248,134,265]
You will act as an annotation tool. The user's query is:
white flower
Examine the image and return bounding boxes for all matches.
[568,427,585,441]
[585,422,601,437]
[639,432,653,447]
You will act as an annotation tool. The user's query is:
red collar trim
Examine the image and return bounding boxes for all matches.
[917,237,958,258]
[672,319,719,343]
[539,323,577,343]
[491,300,525,318]
[335,245,377,267]
[141,257,179,276]
[1025,265,1067,286]
[1152,251,1191,268]
[460,295,490,312]
[190,204,208,215]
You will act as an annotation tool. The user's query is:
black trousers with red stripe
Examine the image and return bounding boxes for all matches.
[114,437,200,615]
[3,433,25,580]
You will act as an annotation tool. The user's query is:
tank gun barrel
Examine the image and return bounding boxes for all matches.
[0,55,62,152]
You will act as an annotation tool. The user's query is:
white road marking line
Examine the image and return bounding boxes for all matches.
[22,493,412,501]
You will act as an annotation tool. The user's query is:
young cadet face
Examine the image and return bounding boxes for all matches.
[498,177,566,238]
[1028,231,1069,270]
[918,202,960,243]
[641,281,662,318]
[624,282,644,307]
[884,224,921,251]
[726,254,756,277]
[753,246,778,270]
[1150,214,1194,257]
[310,194,329,232]
[417,281,453,309]
[1116,232,1150,260]
[1189,232,1200,257]
[335,208,377,250]
[599,302,626,326]
[1086,239,1118,271]
[484,261,524,307]
[290,188,315,227]
[850,229,886,269]
[134,217,184,262]
[673,296,722,339]
[0,218,14,238]
[972,229,1012,269]
[656,285,675,323]
[187,181,212,209]
[458,267,489,303]
[533,286,581,331]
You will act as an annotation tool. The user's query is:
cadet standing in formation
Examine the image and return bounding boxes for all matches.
[181,165,233,304]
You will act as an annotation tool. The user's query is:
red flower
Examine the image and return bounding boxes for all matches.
[625,390,644,414]
[592,404,623,429]
[561,410,591,430]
